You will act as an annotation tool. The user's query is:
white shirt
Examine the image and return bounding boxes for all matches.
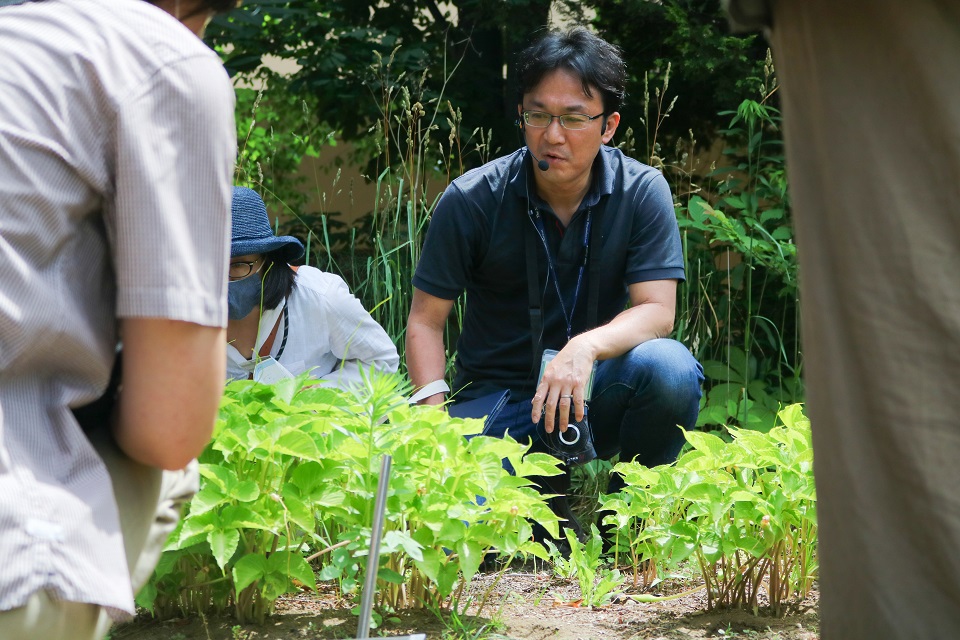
[0,0,235,620]
[227,266,400,388]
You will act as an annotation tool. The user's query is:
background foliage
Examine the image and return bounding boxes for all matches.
[591,0,771,147]
[134,1,818,632]
[214,2,801,436]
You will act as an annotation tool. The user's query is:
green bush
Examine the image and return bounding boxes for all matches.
[139,372,560,623]
[602,404,817,615]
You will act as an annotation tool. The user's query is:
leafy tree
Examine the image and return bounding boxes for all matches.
[206,0,581,159]
[591,0,770,149]
[207,1,770,162]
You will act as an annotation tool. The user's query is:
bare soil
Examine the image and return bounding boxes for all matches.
[111,569,819,640]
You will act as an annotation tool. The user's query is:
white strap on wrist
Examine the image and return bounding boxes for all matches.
[408,379,450,404]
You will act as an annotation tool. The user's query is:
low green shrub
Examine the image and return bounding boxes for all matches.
[139,373,560,623]
[602,404,817,615]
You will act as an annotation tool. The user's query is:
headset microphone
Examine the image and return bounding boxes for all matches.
[530,152,550,172]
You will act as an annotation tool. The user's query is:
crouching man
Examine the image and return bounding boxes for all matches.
[407,27,703,545]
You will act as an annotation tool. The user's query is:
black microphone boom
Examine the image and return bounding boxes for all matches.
[529,149,549,172]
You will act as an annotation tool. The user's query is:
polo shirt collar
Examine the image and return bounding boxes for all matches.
[508,146,615,210]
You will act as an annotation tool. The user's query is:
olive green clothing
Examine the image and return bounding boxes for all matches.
[727,0,960,637]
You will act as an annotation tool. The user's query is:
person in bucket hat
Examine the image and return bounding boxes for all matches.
[226,187,399,386]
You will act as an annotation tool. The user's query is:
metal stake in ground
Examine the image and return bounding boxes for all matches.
[354,455,425,640]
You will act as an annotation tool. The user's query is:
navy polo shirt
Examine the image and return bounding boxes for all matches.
[413,145,684,398]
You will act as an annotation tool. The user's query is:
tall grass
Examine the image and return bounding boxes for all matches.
[630,54,802,433]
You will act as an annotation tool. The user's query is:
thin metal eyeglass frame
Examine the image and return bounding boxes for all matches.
[521,110,605,131]
[228,257,265,282]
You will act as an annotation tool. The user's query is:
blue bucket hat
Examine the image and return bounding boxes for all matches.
[230,186,305,261]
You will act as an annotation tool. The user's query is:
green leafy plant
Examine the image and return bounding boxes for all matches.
[426,597,507,640]
[568,457,615,529]
[552,525,624,608]
[602,404,817,615]
[696,345,798,433]
[232,84,331,216]
[670,61,803,430]
[141,372,561,623]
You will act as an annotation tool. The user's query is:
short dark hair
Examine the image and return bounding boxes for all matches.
[516,27,626,115]
[260,252,297,311]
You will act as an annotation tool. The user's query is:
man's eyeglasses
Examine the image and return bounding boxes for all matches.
[522,110,605,131]
[229,258,264,281]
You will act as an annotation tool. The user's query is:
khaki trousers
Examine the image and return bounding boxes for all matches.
[0,433,197,640]
[768,1,960,637]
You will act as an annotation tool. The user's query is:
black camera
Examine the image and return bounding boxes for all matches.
[537,405,597,466]
[535,349,599,466]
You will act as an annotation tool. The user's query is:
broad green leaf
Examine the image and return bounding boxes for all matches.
[230,479,260,503]
[190,484,227,516]
[455,540,484,581]
[198,463,238,492]
[274,427,322,460]
[317,563,344,581]
[512,452,563,477]
[436,561,459,598]
[381,530,424,562]
[267,550,317,592]
[281,487,315,533]
[686,195,712,224]
[232,554,268,593]
[135,580,158,613]
[178,511,216,544]
[737,534,767,558]
[684,430,729,461]
[699,529,722,563]
[263,572,289,601]
[438,518,467,543]
[221,504,270,531]
[702,360,745,384]
[377,567,405,584]
[208,528,239,570]
[681,481,725,505]
[414,547,444,584]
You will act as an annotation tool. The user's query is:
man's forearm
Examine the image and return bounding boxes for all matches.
[575,301,675,362]
[405,323,448,405]
[115,319,226,470]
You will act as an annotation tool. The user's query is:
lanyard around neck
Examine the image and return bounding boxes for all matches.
[257,305,289,361]
[529,206,593,342]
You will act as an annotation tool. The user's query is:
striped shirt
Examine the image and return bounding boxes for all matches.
[0,0,235,620]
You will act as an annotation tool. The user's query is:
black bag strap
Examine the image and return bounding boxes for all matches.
[524,214,543,362]
[586,230,600,329]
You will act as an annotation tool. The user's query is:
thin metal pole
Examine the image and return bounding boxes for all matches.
[356,454,392,639]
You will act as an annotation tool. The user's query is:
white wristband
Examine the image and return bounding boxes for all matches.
[408,379,451,404]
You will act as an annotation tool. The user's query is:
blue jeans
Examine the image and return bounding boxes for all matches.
[478,339,704,490]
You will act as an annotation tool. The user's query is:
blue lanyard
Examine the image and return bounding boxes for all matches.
[530,207,593,342]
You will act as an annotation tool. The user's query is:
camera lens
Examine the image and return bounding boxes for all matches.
[559,424,581,445]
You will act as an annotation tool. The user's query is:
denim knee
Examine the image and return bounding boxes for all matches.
[593,339,703,410]
[590,339,703,463]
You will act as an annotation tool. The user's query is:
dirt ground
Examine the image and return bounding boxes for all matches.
[111,567,819,640]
